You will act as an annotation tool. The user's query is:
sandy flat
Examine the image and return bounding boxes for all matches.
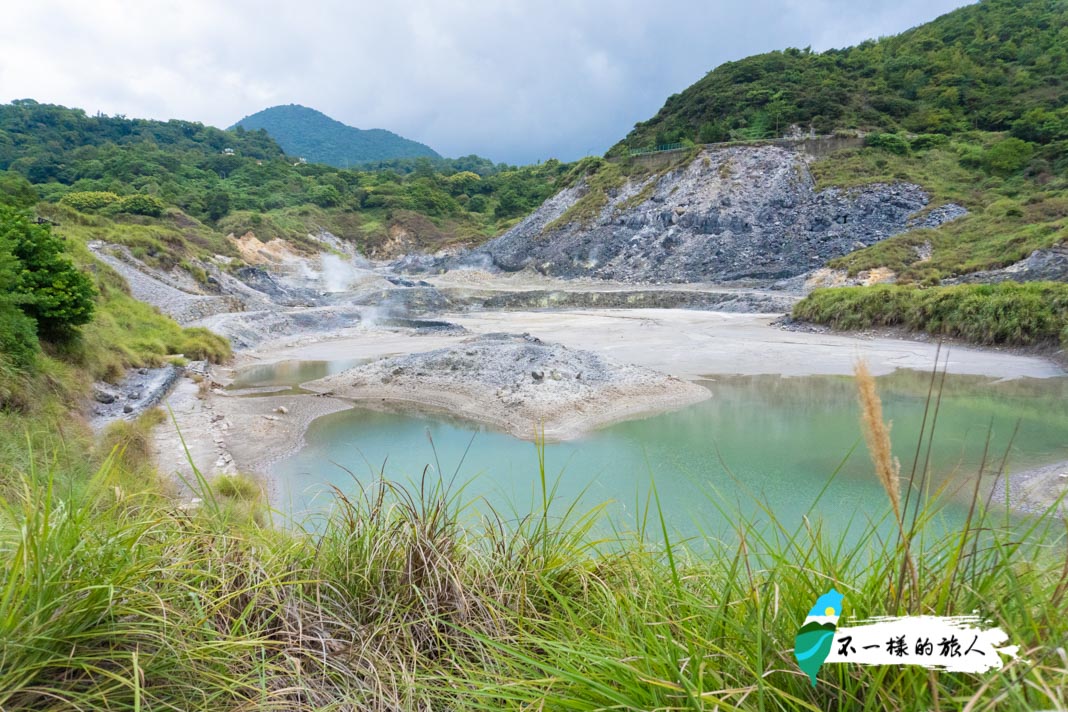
[240,309,1064,381]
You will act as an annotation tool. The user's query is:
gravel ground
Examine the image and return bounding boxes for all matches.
[90,243,241,324]
[993,460,1068,516]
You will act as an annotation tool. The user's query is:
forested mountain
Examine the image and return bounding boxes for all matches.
[615,0,1068,151]
[232,104,440,167]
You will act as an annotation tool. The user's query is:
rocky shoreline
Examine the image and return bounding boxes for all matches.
[996,460,1068,515]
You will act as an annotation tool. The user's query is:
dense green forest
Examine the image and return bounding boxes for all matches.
[232,104,440,167]
[0,100,567,257]
[615,0,1068,152]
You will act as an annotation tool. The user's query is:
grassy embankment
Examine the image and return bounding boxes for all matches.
[2,362,1067,710]
[795,281,1068,349]
[0,205,230,501]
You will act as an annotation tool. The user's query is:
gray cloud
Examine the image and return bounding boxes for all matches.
[1,0,973,164]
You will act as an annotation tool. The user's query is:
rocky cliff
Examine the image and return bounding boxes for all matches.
[455,146,965,284]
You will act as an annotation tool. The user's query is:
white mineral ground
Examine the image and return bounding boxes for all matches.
[154,306,1066,512]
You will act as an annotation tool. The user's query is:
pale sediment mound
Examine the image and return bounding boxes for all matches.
[304,333,710,440]
[229,231,304,265]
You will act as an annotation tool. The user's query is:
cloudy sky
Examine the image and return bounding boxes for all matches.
[2,1,971,165]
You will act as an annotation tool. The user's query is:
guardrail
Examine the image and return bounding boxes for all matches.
[627,143,687,157]
[619,134,865,162]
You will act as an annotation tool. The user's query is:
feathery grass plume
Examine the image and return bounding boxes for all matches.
[854,360,901,521]
[855,359,919,610]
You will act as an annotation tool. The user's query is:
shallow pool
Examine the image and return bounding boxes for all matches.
[267,366,1068,540]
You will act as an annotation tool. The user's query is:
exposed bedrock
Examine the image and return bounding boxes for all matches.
[446,146,965,284]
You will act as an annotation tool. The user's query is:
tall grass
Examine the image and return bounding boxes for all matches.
[1,378,1067,709]
[793,281,1068,348]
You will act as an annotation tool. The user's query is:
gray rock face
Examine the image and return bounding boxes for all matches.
[89,243,245,324]
[90,365,181,430]
[467,146,962,283]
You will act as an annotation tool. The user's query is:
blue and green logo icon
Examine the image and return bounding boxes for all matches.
[793,588,844,686]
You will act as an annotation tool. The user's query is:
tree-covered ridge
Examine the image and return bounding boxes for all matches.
[232,104,440,167]
[0,99,283,181]
[615,0,1068,151]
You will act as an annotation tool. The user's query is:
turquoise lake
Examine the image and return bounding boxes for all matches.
[261,362,1068,540]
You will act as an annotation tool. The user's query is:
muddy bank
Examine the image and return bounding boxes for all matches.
[302,332,710,441]
[152,375,352,493]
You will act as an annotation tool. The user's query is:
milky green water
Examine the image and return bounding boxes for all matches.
[228,359,367,395]
[267,366,1068,539]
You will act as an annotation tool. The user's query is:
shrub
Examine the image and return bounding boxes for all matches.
[116,194,166,217]
[865,132,911,155]
[1011,108,1068,144]
[309,185,342,208]
[0,206,95,340]
[982,137,1033,177]
[59,191,121,212]
[908,133,949,151]
[467,194,488,213]
[0,171,38,209]
[446,171,481,195]
[0,230,38,370]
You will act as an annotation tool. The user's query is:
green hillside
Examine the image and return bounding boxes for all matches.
[0,100,566,260]
[233,104,440,167]
[614,0,1068,151]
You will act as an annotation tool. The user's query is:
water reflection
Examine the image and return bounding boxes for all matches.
[228,358,369,395]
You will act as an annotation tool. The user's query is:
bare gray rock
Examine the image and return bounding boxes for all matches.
[93,386,118,404]
[90,366,181,430]
[453,146,966,284]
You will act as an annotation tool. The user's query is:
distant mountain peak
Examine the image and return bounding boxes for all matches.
[231,104,439,167]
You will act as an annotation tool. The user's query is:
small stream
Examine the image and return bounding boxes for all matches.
[237,360,1068,540]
